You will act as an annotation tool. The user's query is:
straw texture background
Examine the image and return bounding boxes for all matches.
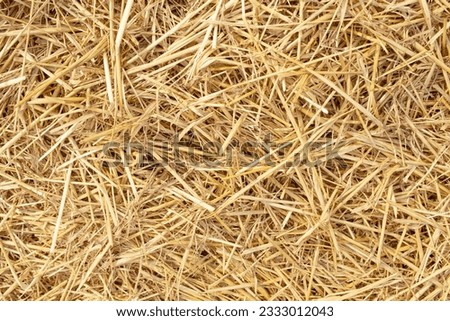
[1,0,450,300]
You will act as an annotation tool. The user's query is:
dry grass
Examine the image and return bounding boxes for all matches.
[1,0,450,301]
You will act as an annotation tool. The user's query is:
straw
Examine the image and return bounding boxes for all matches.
[0,0,449,301]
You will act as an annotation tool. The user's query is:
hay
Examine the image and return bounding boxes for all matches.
[1,0,450,301]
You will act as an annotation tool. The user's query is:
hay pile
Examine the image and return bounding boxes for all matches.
[1,0,450,300]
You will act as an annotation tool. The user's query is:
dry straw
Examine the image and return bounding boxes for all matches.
[1,0,450,300]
